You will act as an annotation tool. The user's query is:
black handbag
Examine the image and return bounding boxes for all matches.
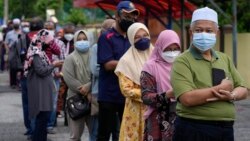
[66,94,91,120]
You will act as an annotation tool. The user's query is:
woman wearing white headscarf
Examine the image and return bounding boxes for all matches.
[62,30,92,141]
[115,22,154,141]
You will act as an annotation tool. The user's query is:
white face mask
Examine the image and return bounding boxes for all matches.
[22,27,30,33]
[64,33,74,41]
[161,50,181,63]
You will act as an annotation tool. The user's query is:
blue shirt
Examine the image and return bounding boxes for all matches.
[97,28,130,103]
[90,44,99,95]
[5,30,20,47]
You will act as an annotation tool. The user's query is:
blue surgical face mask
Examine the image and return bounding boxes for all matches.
[75,40,90,53]
[192,32,216,52]
[134,38,150,51]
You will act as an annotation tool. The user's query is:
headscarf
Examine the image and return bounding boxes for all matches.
[142,30,180,92]
[24,29,53,75]
[101,19,115,32]
[71,30,91,83]
[115,22,154,85]
[142,30,180,119]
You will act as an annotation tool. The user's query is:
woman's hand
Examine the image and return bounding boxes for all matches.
[166,90,175,99]
[44,33,54,44]
[54,72,62,78]
[78,84,90,96]
[52,60,64,68]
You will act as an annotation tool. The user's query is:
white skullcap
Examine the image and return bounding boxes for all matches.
[191,7,218,24]
[13,18,21,24]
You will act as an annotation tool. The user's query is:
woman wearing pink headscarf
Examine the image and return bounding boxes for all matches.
[140,30,181,141]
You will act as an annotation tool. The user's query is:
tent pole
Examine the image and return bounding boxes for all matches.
[96,2,113,19]
[232,0,237,67]
[180,0,185,51]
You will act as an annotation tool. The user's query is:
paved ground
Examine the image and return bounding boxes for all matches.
[0,70,250,141]
[0,71,89,141]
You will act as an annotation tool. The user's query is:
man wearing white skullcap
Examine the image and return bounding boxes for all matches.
[13,18,21,25]
[171,7,248,141]
[5,18,21,48]
[191,7,218,24]
[4,18,22,89]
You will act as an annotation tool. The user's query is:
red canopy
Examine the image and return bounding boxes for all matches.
[73,0,197,19]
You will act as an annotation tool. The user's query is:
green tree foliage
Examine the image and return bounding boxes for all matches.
[83,8,114,24]
[1,0,113,26]
[63,0,72,14]
[0,0,62,21]
[65,8,87,26]
[2,0,249,32]
[0,0,87,26]
[34,0,62,19]
[0,0,3,18]
[8,0,39,19]
[8,0,23,18]
[236,1,250,32]
[203,0,250,32]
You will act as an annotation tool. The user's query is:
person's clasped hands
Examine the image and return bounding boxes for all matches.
[78,83,91,100]
[207,77,234,102]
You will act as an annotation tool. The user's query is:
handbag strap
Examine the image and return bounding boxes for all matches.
[76,93,91,103]
[87,93,92,103]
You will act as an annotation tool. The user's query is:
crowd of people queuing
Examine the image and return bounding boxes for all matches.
[0,0,248,141]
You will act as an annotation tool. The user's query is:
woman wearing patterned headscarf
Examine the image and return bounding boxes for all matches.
[140,30,181,141]
[25,29,63,141]
[115,22,154,141]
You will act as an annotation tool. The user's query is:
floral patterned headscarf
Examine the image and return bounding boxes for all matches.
[24,29,54,75]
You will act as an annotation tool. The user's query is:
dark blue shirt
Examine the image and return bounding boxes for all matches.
[97,27,130,104]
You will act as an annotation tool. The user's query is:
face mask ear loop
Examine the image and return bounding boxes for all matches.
[190,30,195,49]
[189,41,193,49]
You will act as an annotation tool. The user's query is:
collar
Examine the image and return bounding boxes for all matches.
[111,27,127,38]
[189,46,219,60]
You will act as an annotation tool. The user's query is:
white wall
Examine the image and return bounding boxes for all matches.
[223,33,250,88]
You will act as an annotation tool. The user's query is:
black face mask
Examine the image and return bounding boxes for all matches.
[13,25,19,30]
[119,19,134,32]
